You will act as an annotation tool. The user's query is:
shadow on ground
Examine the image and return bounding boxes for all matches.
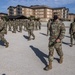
[62,41,70,46]
[54,57,59,63]
[30,45,48,66]
[2,74,6,75]
[40,32,47,36]
[65,35,70,38]
[23,35,29,40]
[0,40,4,46]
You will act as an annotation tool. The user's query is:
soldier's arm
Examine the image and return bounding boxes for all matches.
[59,23,66,40]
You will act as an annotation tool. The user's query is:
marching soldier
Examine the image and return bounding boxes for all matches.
[27,18,35,40]
[0,21,9,48]
[47,19,52,36]
[44,15,66,70]
[69,18,75,47]
[12,20,16,33]
[38,19,41,30]
[8,20,12,31]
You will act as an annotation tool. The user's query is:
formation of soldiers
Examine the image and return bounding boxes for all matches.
[0,15,75,71]
[0,18,41,47]
[7,19,41,33]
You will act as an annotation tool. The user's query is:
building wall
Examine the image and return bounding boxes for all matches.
[68,14,75,21]
[53,8,69,20]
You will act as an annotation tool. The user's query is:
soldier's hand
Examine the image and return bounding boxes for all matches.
[56,39,61,43]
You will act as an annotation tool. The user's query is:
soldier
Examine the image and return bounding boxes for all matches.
[34,19,38,30]
[44,15,66,71]
[47,19,52,36]
[0,21,9,48]
[18,19,22,32]
[38,19,41,30]
[12,20,16,33]
[27,18,35,40]
[69,18,75,47]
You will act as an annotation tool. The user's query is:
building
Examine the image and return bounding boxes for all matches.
[53,7,69,20]
[68,13,75,21]
[8,5,53,21]
[8,5,69,21]
[8,5,34,17]
[0,12,8,21]
[30,5,53,21]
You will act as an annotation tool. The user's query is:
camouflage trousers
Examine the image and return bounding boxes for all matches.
[28,29,35,39]
[70,33,75,46]
[12,26,16,33]
[19,26,22,32]
[8,25,12,31]
[48,41,63,62]
[0,34,8,44]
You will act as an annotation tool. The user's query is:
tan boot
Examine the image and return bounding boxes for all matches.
[32,37,35,40]
[5,42,9,48]
[44,62,52,71]
[59,56,63,64]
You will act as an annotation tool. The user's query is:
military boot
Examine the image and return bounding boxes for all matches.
[59,56,63,64]
[28,37,31,41]
[44,62,52,71]
[70,44,73,47]
[32,37,35,40]
[5,42,9,48]
[12,31,16,33]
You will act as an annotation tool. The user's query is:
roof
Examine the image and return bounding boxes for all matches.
[8,5,30,9]
[68,13,75,15]
[7,6,16,9]
[0,12,8,15]
[16,5,30,8]
[52,7,68,10]
[30,5,52,9]
[8,15,28,19]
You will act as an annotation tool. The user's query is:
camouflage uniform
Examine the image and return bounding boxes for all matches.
[19,20,22,32]
[34,20,38,30]
[23,19,27,31]
[8,20,12,31]
[27,19,35,40]
[69,20,75,47]
[48,20,65,62]
[0,21,9,47]
[38,20,41,30]
[47,19,52,36]
[44,15,66,71]
[12,20,16,33]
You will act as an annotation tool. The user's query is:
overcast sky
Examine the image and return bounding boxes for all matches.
[0,0,75,13]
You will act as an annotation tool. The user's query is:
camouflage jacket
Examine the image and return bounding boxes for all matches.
[27,20,34,30]
[0,22,7,34]
[49,20,66,41]
[69,22,75,34]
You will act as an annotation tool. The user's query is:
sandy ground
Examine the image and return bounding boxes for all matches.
[0,21,75,75]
